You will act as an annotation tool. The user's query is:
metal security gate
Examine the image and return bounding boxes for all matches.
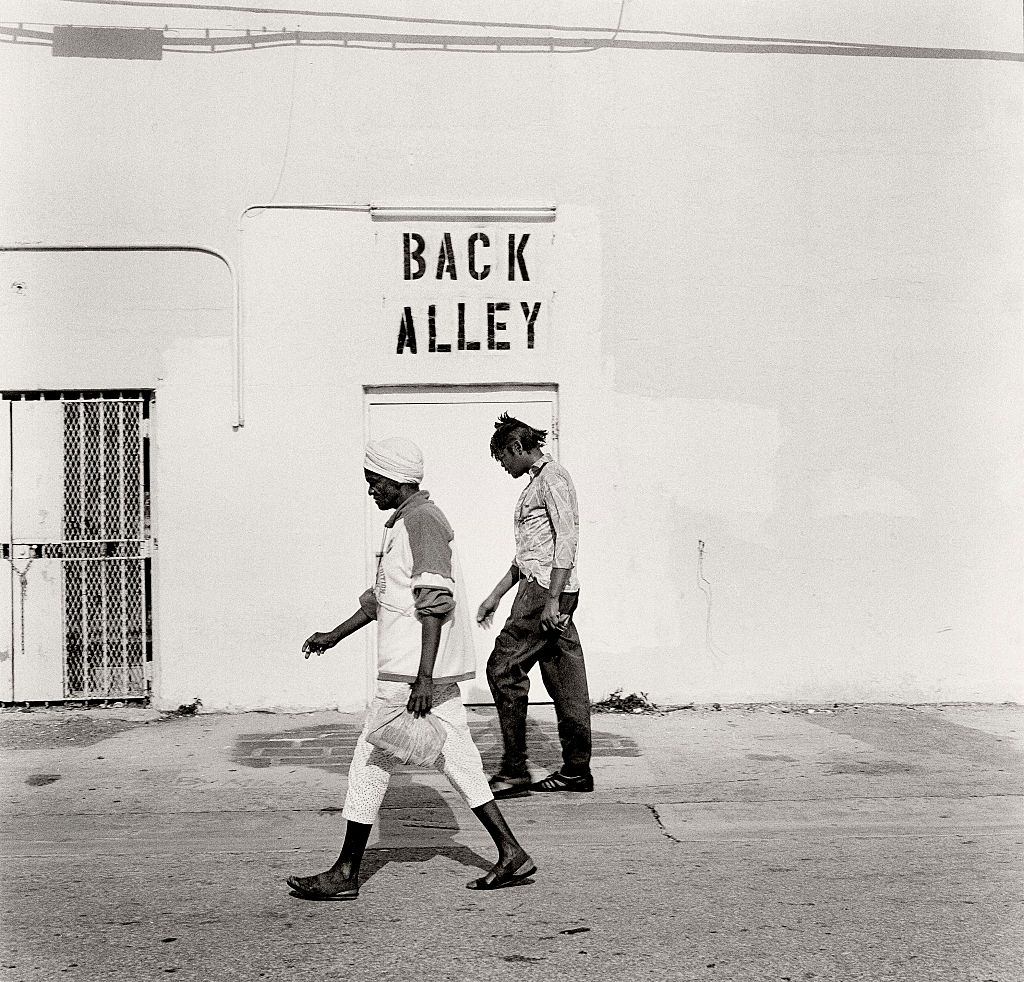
[2,391,153,702]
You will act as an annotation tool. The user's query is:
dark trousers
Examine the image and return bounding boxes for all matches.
[486,578,592,777]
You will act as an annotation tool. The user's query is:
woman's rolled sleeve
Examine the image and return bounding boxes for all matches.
[413,586,455,617]
[358,588,379,620]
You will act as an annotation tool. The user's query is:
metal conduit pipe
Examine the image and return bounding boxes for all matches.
[235,201,555,420]
[367,206,557,222]
[3,205,557,428]
[241,205,555,221]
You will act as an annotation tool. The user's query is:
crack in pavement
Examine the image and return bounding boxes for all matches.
[646,803,682,844]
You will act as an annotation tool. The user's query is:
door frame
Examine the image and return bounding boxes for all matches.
[362,382,559,707]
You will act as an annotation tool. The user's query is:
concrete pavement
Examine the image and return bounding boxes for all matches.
[0,701,1021,981]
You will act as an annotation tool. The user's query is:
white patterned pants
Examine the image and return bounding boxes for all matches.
[341,680,494,825]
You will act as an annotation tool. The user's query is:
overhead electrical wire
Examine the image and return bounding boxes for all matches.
[1,19,1020,60]
[43,0,1024,60]
[265,39,299,201]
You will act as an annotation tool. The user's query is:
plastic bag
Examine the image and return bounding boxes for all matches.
[365,702,447,767]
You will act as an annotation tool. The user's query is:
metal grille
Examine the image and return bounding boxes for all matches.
[61,397,149,699]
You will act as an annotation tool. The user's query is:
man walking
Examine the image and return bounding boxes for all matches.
[477,414,593,798]
[288,437,535,899]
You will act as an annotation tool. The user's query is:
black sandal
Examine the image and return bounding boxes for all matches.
[488,773,532,799]
[286,874,359,901]
[466,854,537,891]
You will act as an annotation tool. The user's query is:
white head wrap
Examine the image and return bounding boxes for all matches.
[364,437,424,485]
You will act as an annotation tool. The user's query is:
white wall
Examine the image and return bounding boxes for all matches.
[2,1,1021,707]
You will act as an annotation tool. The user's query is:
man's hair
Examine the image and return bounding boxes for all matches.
[490,413,548,460]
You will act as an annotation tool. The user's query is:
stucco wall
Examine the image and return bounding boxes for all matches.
[2,1,1021,708]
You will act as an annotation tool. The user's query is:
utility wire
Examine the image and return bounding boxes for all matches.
[610,0,626,44]
[266,38,299,202]
[2,22,1020,60]
[47,0,809,38]
[32,0,1024,58]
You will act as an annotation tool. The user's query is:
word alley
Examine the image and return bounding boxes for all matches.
[395,301,543,354]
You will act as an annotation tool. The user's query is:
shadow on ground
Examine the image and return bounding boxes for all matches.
[233,712,641,775]
[287,783,495,895]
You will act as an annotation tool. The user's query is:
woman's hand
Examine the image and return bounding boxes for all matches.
[407,676,434,718]
[301,610,371,659]
[302,630,338,658]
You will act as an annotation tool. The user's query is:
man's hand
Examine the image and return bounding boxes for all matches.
[477,596,499,629]
[302,630,338,658]
[540,598,568,634]
[407,676,434,718]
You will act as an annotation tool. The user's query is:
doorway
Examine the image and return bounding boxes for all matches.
[364,384,557,704]
[1,391,153,702]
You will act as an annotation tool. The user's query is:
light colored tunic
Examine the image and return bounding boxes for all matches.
[343,490,491,822]
[359,490,476,684]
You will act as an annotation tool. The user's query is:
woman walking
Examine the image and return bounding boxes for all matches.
[287,437,535,900]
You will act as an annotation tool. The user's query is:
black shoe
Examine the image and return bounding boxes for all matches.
[530,770,594,793]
